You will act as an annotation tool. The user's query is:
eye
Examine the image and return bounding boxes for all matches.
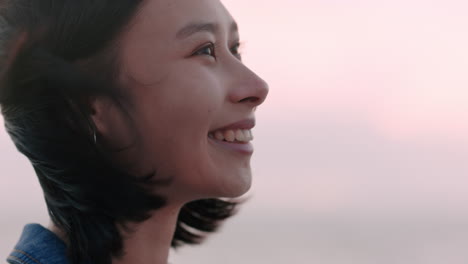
[192,43,216,58]
[230,42,242,60]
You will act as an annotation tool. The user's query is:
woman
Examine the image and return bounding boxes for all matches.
[0,0,268,263]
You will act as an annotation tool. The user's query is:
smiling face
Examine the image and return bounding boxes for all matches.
[105,0,268,203]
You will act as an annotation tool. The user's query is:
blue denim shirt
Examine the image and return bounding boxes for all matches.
[6,223,70,264]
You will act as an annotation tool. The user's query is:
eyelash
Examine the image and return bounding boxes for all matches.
[193,42,242,60]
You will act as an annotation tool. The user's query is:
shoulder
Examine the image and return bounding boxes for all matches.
[6,223,69,264]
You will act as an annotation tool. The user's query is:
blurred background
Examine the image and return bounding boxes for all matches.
[2,0,468,263]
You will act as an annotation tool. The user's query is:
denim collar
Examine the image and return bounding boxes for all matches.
[7,223,69,264]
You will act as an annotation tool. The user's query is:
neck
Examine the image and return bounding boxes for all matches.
[112,204,181,264]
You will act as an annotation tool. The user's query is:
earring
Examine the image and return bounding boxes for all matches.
[93,129,97,144]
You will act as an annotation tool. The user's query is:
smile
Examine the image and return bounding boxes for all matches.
[208,129,254,154]
[208,129,253,143]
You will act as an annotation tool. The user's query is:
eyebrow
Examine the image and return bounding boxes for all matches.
[176,21,239,40]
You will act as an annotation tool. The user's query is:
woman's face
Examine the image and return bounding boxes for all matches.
[113,0,268,202]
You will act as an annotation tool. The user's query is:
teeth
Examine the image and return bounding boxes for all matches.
[224,130,236,142]
[235,130,245,141]
[214,131,224,141]
[244,129,253,140]
[209,129,253,142]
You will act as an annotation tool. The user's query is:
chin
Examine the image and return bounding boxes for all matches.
[217,169,252,198]
[166,167,252,203]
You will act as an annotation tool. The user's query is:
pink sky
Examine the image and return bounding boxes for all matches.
[222,0,468,213]
[225,0,468,141]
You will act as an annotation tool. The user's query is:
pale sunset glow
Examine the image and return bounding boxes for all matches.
[225,0,468,142]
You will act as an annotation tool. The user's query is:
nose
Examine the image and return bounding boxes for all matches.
[229,65,269,108]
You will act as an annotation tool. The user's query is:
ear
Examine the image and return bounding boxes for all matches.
[88,96,149,176]
[89,96,133,150]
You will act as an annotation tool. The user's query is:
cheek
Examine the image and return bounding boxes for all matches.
[130,69,225,172]
[133,64,224,129]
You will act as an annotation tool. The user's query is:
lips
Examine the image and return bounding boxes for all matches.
[210,118,255,132]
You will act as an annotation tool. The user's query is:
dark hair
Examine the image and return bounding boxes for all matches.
[0,1,237,264]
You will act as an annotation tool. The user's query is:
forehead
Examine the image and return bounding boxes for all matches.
[129,0,236,38]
